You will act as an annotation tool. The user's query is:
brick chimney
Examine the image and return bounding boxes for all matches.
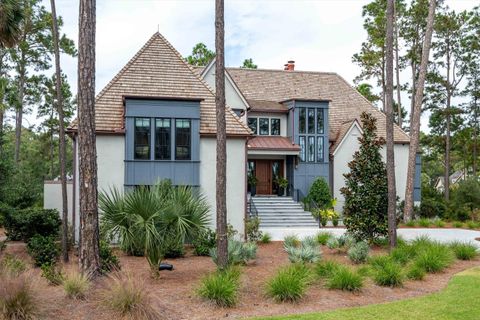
[284,60,295,71]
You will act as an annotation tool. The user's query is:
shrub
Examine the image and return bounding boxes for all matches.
[284,238,321,264]
[163,237,185,258]
[266,264,311,302]
[340,112,388,243]
[405,220,416,227]
[0,274,37,320]
[420,198,446,219]
[368,254,392,269]
[372,260,404,287]
[406,264,426,280]
[0,202,12,228]
[326,237,340,249]
[338,234,355,248]
[314,260,342,279]
[26,234,59,267]
[101,273,160,319]
[99,240,120,274]
[63,272,90,299]
[210,240,257,266]
[435,219,446,228]
[197,267,240,307]
[192,229,216,256]
[414,243,454,273]
[449,242,478,260]
[452,178,480,213]
[453,221,464,228]
[4,208,61,241]
[327,267,363,292]
[466,221,477,229]
[372,237,389,247]
[316,232,332,245]
[283,234,300,248]
[347,241,369,264]
[260,232,272,244]
[0,254,27,276]
[246,216,263,242]
[390,245,416,265]
[417,218,431,228]
[306,177,332,209]
[40,263,64,286]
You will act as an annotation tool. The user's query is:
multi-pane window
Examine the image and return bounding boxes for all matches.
[317,136,324,162]
[299,136,306,162]
[271,118,280,135]
[155,118,171,160]
[175,119,191,160]
[307,108,315,134]
[248,118,258,134]
[134,118,150,160]
[259,118,269,135]
[308,136,315,162]
[299,108,306,134]
[317,109,324,134]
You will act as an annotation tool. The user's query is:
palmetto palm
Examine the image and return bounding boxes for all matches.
[0,0,24,48]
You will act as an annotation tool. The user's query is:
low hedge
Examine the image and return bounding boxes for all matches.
[4,208,61,241]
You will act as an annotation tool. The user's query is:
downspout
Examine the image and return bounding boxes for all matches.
[244,136,249,241]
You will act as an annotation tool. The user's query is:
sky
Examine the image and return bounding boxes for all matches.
[17,0,479,129]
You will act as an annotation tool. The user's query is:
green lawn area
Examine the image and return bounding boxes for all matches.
[256,267,480,320]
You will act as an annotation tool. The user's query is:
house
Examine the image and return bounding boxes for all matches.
[434,170,467,192]
[45,32,421,239]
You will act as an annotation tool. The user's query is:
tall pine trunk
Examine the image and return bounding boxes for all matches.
[14,66,25,164]
[50,0,69,263]
[215,0,228,269]
[78,0,100,277]
[404,0,436,222]
[473,96,478,177]
[386,0,397,248]
[394,0,402,127]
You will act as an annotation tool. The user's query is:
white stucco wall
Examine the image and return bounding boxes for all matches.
[333,125,409,213]
[43,181,74,222]
[248,111,288,137]
[200,137,247,236]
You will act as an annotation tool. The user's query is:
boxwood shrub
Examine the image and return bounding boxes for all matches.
[4,208,61,241]
[27,234,60,267]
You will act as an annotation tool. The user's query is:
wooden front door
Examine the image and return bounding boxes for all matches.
[256,160,272,195]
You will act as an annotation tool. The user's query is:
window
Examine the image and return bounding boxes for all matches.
[308,108,315,134]
[134,118,150,160]
[175,119,191,160]
[317,136,324,162]
[317,109,324,134]
[299,136,306,162]
[259,118,269,135]
[271,118,280,135]
[308,136,315,162]
[248,118,258,135]
[299,108,306,134]
[155,118,171,160]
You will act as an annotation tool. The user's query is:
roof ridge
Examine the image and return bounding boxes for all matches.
[226,67,338,76]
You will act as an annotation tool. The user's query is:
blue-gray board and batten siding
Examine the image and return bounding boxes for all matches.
[414,153,422,202]
[285,100,330,201]
[124,99,200,187]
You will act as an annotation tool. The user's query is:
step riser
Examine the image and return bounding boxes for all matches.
[251,197,317,227]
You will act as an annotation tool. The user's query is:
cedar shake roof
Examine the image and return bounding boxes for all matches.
[247,100,288,113]
[69,33,250,136]
[248,136,301,152]
[226,68,410,144]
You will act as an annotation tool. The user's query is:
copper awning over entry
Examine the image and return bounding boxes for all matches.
[247,136,301,152]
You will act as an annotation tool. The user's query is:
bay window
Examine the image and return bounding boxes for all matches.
[134,118,150,160]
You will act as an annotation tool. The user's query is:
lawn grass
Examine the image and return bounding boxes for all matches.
[255,267,480,320]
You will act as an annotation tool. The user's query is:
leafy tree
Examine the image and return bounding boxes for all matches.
[0,0,24,48]
[340,112,388,242]
[306,177,332,209]
[241,58,257,69]
[356,83,380,104]
[185,42,215,66]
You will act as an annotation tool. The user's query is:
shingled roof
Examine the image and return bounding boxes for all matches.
[69,33,250,136]
[226,68,410,144]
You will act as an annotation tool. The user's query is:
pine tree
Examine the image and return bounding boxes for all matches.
[340,112,388,242]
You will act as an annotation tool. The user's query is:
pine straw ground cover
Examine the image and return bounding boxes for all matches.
[0,231,478,320]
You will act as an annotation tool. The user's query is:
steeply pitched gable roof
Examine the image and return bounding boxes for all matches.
[69,32,250,136]
[226,68,410,144]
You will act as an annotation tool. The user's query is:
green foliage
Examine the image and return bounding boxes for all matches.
[372,259,404,287]
[406,264,426,281]
[347,241,370,264]
[260,232,272,244]
[326,237,340,249]
[283,234,300,248]
[327,267,363,292]
[405,220,416,227]
[420,198,446,219]
[390,245,416,265]
[434,219,446,228]
[453,221,464,228]
[240,58,257,69]
[40,263,64,286]
[185,43,215,66]
[246,216,263,242]
[340,112,388,243]
[306,177,333,209]
[210,240,257,267]
[314,260,342,279]
[316,232,332,245]
[197,267,241,307]
[63,272,90,299]
[449,242,478,260]
[162,236,185,258]
[266,264,311,302]
[0,274,37,320]
[0,254,26,276]
[4,208,60,241]
[99,241,120,274]
[192,229,217,256]
[284,237,322,264]
[414,243,454,273]
[466,221,477,229]
[417,218,431,227]
[26,234,59,267]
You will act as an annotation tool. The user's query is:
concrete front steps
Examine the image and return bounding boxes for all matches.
[251,196,319,228]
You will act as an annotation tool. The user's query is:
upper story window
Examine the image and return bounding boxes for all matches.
[299,108,306,134]
[259,118,269,135]
[307,136,315,162]
[317,137,324,162]
[271,119,280,135]
[248,118,258,135]
[297,105,327,163]
[299,136,306,162]
[317,109,324,134]
[134,118,150,160]
[247,117,281,136]
[175,119,191,160]
[307,108,315,134]
[155,118,171,160]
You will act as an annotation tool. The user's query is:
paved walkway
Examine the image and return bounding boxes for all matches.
[261,227,480,247]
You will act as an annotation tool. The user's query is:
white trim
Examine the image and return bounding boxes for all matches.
[332,120,363,156]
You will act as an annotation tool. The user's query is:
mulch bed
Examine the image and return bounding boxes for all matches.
[1,234,479,320]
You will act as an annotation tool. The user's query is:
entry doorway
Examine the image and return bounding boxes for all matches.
[248,159,284,195]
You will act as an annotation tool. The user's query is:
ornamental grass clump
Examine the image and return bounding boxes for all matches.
[327,267,363,292]
[63,272,90,299]
[0,254,27,276]
[347,241,370,264]
[406,264,426,280]
[372,259,404,287]
[197,267,241,307]
[266,264,311,302]
[326,237,340,249]
[413,242,454,273]
[449,242,478,260]
[100,273,160,319]
[210,240,257,266]
[284,236,321,264]
[260,232,272,244]
[283,234,300,248]
[390,244,417,265]
[314,260,342,279]
[315,232,332,245]
[0,273,37,320]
